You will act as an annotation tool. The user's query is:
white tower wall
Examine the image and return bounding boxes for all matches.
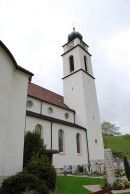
[62,33,104,163]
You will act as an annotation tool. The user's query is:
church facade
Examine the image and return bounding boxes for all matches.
[0,30,104,183]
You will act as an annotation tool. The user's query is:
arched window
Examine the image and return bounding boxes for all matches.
[84,56,87,71]
[58,129,64,152]
[69,55,74,72]
[35,124,42,135]
[76,133,81,153]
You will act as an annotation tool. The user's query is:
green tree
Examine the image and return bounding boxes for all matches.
[124,156,130,181]
[101,122,121,136]
[24,156,56,192]
[23,131,46,167]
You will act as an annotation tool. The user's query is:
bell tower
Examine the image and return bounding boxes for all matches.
[62,28,104,163]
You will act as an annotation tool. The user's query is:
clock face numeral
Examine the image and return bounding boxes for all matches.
[67,41,74,50]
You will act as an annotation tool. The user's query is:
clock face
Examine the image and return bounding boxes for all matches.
[67,40,74,50]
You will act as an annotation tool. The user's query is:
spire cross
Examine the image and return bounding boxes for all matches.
[72,23,75,31]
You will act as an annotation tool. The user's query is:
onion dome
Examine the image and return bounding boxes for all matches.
[68,28,83,42]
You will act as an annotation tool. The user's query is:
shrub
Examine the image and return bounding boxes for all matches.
[0,172,49,194]
[23,131,46,167]
[113,179,122,190]
[122,179,130,188]
[124,156,130,181]
[22,190,39,194]
[115,170,126,177]
[79,166,84,173]
[24,157,56,191]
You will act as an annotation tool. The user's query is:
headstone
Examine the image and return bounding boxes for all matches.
[104,148,116,186]
[64,165,68,175]
[72,165,77,174]
[68,165,72,174]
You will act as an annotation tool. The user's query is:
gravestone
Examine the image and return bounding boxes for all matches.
[104,148,116,186]
[72,165,77,174]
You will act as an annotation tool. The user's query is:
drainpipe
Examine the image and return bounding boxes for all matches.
[85,128,90,173]
[74,111,76,124]
[51,122,53,150]
[40,101,43,114]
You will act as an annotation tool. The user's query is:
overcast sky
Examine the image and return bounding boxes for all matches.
[0,0,130,134]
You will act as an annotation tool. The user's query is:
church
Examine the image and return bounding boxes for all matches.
[0,29,104,184]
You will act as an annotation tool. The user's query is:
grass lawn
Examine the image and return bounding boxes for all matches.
[56,175,104,194]
[119,193,130,194]
[115,193,130,194]
[104,135,130,157]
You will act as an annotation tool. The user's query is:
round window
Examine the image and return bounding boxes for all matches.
[65,113,69,119]
[27,100,33,108]
[48,107,53,114]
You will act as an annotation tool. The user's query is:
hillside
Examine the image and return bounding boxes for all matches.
[103,135,130,158]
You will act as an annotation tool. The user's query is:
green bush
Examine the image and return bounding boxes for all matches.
[79,166,84,173]
[24,157,56,191]
[124,156,130,181]
[23,131,46,167]
[0,172,49,194]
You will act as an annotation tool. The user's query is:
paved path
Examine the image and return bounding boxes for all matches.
[84,185,130,194]
[83,185,101,192]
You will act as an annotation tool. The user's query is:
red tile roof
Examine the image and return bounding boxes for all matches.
[28,83,71,110]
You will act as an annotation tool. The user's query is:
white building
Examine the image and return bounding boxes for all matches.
[0,40,33,184]
[0,29,104,183]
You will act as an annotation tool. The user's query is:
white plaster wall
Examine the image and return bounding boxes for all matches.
[78,48,93,75]
[26,116,51,149]
[42,102,74,122]
[63,47,81,77]
[63,71,104,161]
[27,97,75,123]
[82,72,104,161]
[26,116,88,169]
[52,123,88,168]
[0,47,13,176]
[0,46,29,177]
[63,73,87,126]
[63,41,104,163]
[27,97,41,114]
[63,38,88,53]
[63,46,93,78]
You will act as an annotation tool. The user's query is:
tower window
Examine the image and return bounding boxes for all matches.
[84,56,87,71]
[69,55,74,72]
[95,139,98,143]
